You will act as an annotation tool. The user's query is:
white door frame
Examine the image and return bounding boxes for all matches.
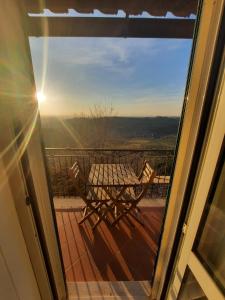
[152,1,225,298]
[0,105,54,300]
[0,2,67,299]
[167,52,225,299]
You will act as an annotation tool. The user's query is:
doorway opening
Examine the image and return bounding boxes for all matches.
[28,3,198,298]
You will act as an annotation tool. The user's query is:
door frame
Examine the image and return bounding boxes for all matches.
[152,1,225,298]
[0,108,44,300]
[25,0,224,298]
[167,50,225,299]
[3,1,224,299]
[0,2,67,299]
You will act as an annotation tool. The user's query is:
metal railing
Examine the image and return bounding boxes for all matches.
[45,148,174,198]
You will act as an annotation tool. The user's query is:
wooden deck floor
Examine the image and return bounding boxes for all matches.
[55,205,165,282]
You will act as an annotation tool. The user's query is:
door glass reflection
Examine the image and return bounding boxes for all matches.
[195,158,225,292]
[178,267,207,300]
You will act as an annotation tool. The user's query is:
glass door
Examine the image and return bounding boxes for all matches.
[167,59,225,299]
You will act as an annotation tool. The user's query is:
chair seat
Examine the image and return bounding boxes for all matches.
[153,175,170,184]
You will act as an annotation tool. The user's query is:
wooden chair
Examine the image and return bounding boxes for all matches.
[112,161,155,226]
[69,161,113,230]
[152,175,170,197]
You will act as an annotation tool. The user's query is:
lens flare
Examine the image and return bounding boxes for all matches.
[36,91,46,103]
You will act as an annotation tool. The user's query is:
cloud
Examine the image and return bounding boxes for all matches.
[31,37,156,66]
[30,37,190,80]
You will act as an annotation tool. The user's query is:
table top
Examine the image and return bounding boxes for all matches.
[88,163,140,187]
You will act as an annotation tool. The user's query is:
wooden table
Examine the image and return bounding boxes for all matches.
[87,163,141,226]
[88,163,140,188]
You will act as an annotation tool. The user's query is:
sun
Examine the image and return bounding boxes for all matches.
[36,91,46,103]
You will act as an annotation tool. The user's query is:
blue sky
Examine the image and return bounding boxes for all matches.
[29,36,193,116]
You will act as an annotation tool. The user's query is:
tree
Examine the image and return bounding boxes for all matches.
[88,104,116,148]
[64,103,117,148]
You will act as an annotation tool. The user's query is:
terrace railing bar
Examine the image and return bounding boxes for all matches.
[45,148,174,198]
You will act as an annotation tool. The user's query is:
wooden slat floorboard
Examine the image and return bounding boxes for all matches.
[56,206,164,282]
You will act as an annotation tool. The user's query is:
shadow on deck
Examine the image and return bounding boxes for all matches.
[55,197,165,283]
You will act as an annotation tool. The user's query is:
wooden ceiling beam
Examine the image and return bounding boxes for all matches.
[24,0,198,18]
[27,17,195,39]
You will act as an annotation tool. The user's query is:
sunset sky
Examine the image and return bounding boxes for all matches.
[29,25,193,117]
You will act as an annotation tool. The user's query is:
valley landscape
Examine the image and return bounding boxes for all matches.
[41,116,180,150]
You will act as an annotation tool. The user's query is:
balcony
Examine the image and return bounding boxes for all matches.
[45,148,173,285]
[46,148,173,198]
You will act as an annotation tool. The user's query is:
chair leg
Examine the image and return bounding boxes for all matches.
[112,204,144,227]
[92,217,102,230]
[114,205,118,218]
[82,206,87,217]
[92,203,113,230]
[111,207,128,226]
[79,203,101,225]
[135,206,141,213]
[79,209,95,224]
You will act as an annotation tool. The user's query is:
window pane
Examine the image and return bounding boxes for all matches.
[195,158,225,292]
[178,268,207,300]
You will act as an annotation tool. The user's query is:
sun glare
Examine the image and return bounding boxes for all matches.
[36,91,46,103]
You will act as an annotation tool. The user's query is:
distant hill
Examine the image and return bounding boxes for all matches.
[98,116,180,138]
[41,116,180,149]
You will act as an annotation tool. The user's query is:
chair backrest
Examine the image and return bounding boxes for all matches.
[139,161,155,184]
[137,161,155,201]
[69,161,86,197]
[69,161,101,203]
